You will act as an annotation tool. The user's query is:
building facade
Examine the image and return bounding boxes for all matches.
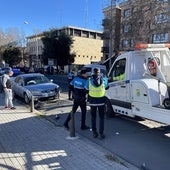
[26,33,45,68]
[26,26,103,69]
[102,0,170,60]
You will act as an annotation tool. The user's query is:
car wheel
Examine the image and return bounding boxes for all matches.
[24,93,30,104]
[104,98,115,117]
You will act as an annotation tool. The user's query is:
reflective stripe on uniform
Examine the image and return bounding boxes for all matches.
[89,103,105,106]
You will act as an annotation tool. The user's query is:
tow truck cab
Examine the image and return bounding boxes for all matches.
[105,44,170,124]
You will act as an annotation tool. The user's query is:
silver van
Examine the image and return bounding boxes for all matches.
[83,64,106,77]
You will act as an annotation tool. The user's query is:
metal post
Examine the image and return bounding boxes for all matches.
[36,35,39,67]
[66,111,79,140]
[30,95,34,112]
[69,111,75,137]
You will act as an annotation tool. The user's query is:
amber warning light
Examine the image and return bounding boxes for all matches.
[136,43,170,49]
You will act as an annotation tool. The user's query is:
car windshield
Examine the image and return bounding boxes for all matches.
[24,75,50,86]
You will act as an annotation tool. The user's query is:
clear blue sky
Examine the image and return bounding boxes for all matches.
[0,0,110,36]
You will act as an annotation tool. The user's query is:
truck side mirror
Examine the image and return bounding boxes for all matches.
[108,76,113,82]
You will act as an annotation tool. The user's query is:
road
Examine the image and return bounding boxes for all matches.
[18,74,170,170]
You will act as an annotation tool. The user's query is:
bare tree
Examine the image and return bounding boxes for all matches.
[0,27,29,67]
[0,27,27,47]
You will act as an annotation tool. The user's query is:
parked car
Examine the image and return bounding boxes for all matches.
[12,68,21,76]
[0,67,5,76]
[12,73,61,103]
[0,67,14,76]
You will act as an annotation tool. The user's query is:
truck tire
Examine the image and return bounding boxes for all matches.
[104,98,115,117]
[163,98,170,109]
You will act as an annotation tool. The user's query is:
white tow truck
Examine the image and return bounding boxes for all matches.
[105,43,170,125]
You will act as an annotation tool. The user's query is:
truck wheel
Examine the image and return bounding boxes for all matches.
[163,98,170,109]
[104,98,115,117]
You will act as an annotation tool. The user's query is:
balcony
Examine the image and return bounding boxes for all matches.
[102,19,111,29]
[102,32,110,40]
[101,46,109,53]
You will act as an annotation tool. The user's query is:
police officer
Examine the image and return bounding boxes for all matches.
[64,69,89,130]
[67,68,75,100]
[86,68,109,139]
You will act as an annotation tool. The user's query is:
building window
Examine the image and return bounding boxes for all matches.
[155,13,168,23]
[123,25,130,33]
[96,33,102,40]
[124,9,131,18]
[82,31,89,38]
[105,54,109,60]
[70,29,73,36]
[158,0,168,2]
[152,33,168,43]
[122,39,130,47]
[74,29,81,37]
[90,32,96,39]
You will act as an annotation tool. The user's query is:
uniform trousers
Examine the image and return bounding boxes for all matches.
[68,82,74,99]
[64,98,87,128]
[90,105,105,135]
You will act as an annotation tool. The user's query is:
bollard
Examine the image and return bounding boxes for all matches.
[66,111,79,140]
[69,111,75,137]
[30,95,34,112]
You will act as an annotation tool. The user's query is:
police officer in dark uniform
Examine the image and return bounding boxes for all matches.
[64,69,89,130]
[67,68,75,100]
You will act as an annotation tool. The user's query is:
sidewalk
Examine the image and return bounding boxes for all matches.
[0,93,139,170]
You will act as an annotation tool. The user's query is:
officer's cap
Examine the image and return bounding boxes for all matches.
[93,68,100,74]
[80,68,87,75]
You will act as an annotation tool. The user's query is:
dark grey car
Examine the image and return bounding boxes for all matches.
[12,73,61,103]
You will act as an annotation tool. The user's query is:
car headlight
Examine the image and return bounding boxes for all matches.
[55,86,62,93]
